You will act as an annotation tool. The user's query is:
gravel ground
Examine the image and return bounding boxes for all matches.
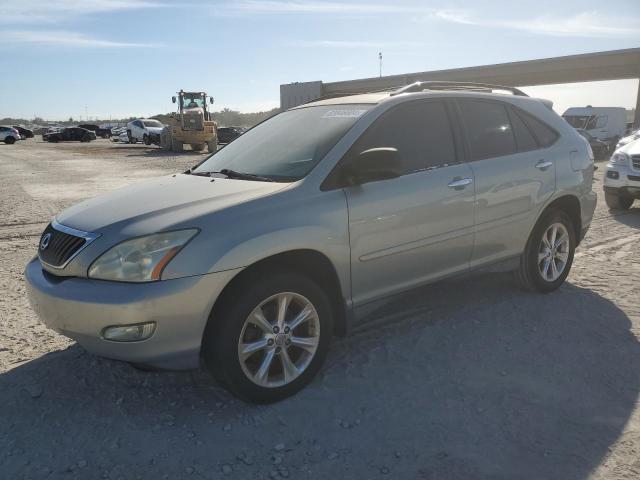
[1,139,639,480]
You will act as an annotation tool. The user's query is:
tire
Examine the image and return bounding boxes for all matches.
[514,209,576,293]
[4,136,16,145]
[172,141,184,152]
[80,135,90,142]
[605,191,633,210]
[191,143,205,152]
[207,140,217,153]
[143,134,151,146]
[203,271,333,403]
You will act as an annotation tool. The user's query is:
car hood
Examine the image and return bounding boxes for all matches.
[618,138,640,155]
[56,174,288,234]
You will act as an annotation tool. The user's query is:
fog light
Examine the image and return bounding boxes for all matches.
[102,322,156,342]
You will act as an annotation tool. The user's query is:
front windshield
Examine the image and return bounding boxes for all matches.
[182,94,204,109]
[143,120,163,128]
[193,104,372,181]
[564,115,594,129]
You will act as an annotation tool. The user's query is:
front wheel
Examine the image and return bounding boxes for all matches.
[4,136,16,144]
[143,134,151,145]
[203,272,333,403]
[515,210,576,293]
[605,191,633,210]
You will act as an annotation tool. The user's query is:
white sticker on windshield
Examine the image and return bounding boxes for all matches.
[322,109,368,119]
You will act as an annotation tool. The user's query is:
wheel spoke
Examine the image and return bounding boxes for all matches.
[290,336,318,353]
[555,251,569,263]
[250,308,273,333]
[240,338,268,360]
[254,349,275,383]
[276,294,291,330]
[280,348,299,383]
[554,233,568,249]
[542,258,551,279]
[549,225,558,247]
[550,258,559,279]
[288,304,314,330]
[538,251,548,264]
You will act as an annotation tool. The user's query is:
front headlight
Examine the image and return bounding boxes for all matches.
[88,229,198,282]
[610,152,629,166]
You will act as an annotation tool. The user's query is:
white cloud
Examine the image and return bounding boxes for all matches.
[428,9,639,38]
[291,40,425,48]
[0,30,161,48]
[1,0,163,24]
[224,1,432,15]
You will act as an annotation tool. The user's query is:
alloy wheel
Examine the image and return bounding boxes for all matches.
[538,222,570,282]
[237,292,320,388]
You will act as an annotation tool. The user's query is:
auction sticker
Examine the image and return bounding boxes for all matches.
[322,109,368,119]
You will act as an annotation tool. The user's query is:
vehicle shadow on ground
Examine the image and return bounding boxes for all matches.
[608,206,640,228]
[1,274,638,479]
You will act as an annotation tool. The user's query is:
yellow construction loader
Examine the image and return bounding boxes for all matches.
[160,90,218,153]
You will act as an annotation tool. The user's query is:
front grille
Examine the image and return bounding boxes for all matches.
[632,155,640,171]
[38,223,86,268]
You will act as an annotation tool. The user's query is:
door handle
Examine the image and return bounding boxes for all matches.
[535,160,553,170]
[447,177,473,189]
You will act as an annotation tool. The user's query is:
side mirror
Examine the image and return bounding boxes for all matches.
[342,147,403,186]
[172,96,176,104]
[209,97,214,104]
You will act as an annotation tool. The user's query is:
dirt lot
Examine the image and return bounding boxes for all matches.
[1,139,639,480]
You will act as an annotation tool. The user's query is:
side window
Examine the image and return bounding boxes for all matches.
[458,100,516,160]
[508,108,538,152]
[595,115,608,128]
[517,109,559,147]
[352,100,457,174]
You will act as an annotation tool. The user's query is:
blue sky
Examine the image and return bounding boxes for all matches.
[0,0,639,120]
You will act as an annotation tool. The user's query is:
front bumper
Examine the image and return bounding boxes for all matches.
[603,162,640,198]
[25,258,241,369]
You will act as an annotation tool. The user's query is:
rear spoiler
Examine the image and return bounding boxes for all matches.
[538,98,554,110]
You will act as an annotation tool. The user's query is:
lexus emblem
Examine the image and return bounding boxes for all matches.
[40,233,52,251]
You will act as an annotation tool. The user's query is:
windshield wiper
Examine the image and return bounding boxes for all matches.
[217,169,275,182]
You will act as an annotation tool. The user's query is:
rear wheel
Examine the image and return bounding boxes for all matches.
[203,271,333,403]
[605,191,633,210]
[191,143,205,152]
[172,141,184,152]
[515,210,576,293]
[4,136,16,144]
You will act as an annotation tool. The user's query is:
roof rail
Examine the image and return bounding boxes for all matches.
[390,81,528,97]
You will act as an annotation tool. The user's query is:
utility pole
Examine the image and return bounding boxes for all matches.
[379,52,382,78]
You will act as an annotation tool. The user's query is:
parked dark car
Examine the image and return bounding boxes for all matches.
[43,127,97,143]
[217,126,244,144]
[12,126,34,139]
[77,124,112,138]
[576,128,611,160]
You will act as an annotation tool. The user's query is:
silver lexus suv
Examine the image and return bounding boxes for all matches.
[26,82,597,403]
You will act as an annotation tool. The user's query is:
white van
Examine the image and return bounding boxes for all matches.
[562,106,627,144]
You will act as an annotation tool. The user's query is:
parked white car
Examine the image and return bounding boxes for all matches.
[563,107,627,146]
[0,126,21,144]
[603,138,640,210]
[126,119,165,145]
[616,129,640,149]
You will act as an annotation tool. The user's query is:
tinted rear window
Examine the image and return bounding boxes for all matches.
[458,100,516,160]
[509,108,538,152]
[517,109,559,147]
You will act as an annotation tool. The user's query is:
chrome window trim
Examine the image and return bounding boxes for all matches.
[38,219,101,270]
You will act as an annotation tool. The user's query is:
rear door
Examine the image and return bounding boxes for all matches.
[454,99,557,267]
[344,99,476,308]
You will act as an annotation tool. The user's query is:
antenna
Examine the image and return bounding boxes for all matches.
[378,52,382,78]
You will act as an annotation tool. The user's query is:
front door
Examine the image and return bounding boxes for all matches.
[344,99,475,308]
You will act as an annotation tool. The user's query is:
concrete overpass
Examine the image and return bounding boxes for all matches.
[280,48,640,127]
